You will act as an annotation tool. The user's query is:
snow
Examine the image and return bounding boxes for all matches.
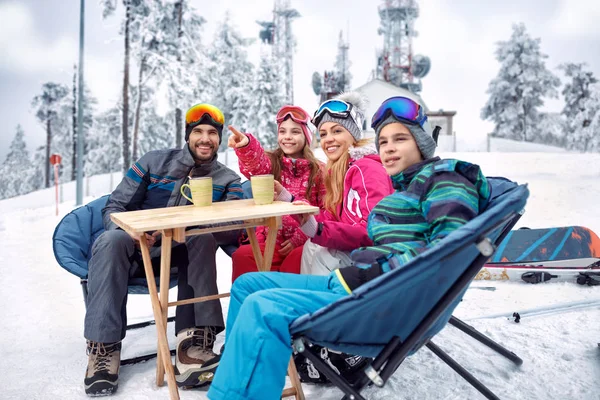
[1,151,600,400]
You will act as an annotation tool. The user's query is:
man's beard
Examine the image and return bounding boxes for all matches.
[190,142,217,162]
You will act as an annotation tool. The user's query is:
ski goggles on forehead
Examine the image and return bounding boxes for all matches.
[312,99,362,128]
[186,104,225,126]
[276,105,310,124]
[371,96,427,130]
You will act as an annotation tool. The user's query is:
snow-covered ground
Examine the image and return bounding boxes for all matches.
[1,151,600,400]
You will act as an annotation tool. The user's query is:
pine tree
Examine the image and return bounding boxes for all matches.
[205,12,255,148]
[85,106,125,176]
[246,49,285,149]
[481,23,560,142]
[31,82,69,188]
[559,63,599,151]
[570,86,600,152]
[0,126,33,199]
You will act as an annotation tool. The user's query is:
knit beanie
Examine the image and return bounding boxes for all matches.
[185,113,224,143]
[316,91,369,142]
[375,114,437,159]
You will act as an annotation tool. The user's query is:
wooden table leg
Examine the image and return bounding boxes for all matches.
[246,227,264,269]
[260,216,281,272]
[139,235,180,400]
[156,229,173,386]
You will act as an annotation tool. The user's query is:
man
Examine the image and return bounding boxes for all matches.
[84,103,243,396]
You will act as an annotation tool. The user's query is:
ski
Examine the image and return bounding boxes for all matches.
[475,259,600,283]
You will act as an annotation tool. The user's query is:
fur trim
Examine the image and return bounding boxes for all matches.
[348,142,378,160]
[335,91,369,116]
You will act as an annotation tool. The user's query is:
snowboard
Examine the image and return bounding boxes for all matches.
[489,226,600,263]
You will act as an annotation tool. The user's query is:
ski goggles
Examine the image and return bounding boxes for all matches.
[371,96,427,130]
[276,105,310,125]
[312,99,363,129]
[186,103,225,126]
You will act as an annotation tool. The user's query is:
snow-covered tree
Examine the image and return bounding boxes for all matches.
[481,23,560,142]
[559,63,599,151]
[246,49,285,149]
[569,86,600,152]
[85,105,127,176]
[205,12,255,148]
[31,82,69,188]
[0,126,36,199]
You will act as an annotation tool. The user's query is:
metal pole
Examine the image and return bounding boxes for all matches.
[76,0,85,205]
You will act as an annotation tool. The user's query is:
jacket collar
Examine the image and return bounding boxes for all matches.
[177,143,219,175]
[390,156,440,191]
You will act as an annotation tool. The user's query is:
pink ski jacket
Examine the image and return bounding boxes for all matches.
[311,144,394,251]
[235,133,326,248]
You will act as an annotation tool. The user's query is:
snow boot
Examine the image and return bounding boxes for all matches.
[84,341,121,396]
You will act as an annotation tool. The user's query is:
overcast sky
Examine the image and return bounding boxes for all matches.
[1,0,599,161]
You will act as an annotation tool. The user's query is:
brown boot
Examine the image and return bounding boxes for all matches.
[174,327,218,388]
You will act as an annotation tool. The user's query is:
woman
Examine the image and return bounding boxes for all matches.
[228,105,326,281]
[290,92,394,275]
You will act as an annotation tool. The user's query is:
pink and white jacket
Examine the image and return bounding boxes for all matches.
[310,145,394,251]
[235,133,326,248]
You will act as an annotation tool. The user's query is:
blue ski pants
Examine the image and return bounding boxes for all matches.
[207,272,347,400]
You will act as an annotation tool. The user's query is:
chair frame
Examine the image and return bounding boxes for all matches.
[292,208,523,400]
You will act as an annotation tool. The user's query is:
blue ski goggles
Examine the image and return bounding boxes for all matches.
[312,99,363,129]
[371,96,428,130]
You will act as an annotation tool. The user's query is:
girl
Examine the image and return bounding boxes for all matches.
[228,105,326,281]
[205,95,491,399]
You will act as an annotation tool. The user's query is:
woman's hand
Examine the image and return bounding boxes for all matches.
[227,125,249,148]
[278,239,295,256]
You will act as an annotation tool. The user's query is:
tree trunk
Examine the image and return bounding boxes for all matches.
[121,0,131,175]
[132,57,145,161]
[175,0,184,148]
[72,65,77,181]
[45,118,51,188]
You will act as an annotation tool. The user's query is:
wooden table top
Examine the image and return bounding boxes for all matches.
[110,199,319,233]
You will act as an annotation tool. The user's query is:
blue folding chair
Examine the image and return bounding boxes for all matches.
[290,180,529,400]
[52,181,252,365]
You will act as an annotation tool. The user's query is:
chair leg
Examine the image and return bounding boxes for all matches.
[449,317,523,365]
[127,316,176,331]
[427,341,501,400]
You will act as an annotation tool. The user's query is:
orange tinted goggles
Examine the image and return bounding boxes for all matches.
[276,105,310,124]
[186,104,225,126]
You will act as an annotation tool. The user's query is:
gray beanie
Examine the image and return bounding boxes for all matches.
[375,114,437,159]
[317,91,369,142]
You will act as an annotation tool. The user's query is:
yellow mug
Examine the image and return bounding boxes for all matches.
[180,177,213,207]
[251,174,275,205]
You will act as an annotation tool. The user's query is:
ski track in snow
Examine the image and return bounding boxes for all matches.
[0,152,599,399]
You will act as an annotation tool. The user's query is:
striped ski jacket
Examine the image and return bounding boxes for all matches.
[102,144,243,231]
[335,157,491,292]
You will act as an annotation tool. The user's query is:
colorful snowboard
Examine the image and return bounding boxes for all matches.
[489,226,600,263]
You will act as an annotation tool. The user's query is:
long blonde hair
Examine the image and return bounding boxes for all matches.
[323,138,372,216]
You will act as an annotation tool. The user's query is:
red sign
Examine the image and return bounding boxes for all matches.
[50,154,62,165]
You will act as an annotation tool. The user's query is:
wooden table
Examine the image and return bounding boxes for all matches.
[111,199,318,400]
